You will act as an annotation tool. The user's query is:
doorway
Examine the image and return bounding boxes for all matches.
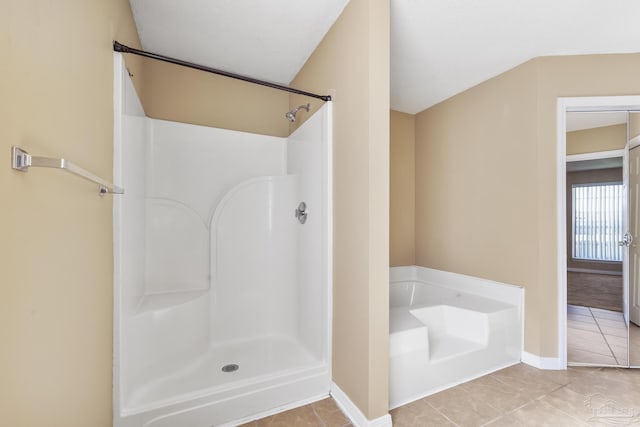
[565,145,626,366]
[557,96,640,369]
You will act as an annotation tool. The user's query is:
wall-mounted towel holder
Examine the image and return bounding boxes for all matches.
[11,146,124,195]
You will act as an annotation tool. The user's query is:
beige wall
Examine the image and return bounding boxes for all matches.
[415,53,640,357]
[390,111,415,266]
[290,0,390,419]
[142,59,290,137]
[415,60,542,352]
[0,1,142,426]
[567,124,627,155]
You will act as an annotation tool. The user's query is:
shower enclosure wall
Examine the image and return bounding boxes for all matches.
[113,55,332,426]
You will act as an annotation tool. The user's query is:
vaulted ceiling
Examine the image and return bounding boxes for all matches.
[129,0,640,115]
[128,0,349,86]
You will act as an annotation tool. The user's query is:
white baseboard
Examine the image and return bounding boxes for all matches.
[522,351,564,370]
[330,382,392,427]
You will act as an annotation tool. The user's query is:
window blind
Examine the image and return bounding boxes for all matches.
[572,183,624,262]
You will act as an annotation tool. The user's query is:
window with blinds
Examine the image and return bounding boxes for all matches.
[572,183,624,262]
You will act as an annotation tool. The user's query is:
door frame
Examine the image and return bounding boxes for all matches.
[557,96,640,369]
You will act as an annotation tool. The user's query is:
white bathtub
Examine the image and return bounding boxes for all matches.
[389,266,523,409]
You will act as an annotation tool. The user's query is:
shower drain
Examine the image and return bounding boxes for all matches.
[221,364,239,373]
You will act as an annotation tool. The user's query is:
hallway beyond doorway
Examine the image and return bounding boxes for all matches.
[568,272,622,312]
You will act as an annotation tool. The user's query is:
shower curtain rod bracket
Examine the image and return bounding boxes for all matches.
[113,41,130,53]
[113,41,331,102]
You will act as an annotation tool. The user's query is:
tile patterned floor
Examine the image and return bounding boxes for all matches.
[243,364,640,426]
[567,304,628,366]
[239,398,352,427]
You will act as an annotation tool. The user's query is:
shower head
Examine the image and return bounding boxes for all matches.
[285,104,310,122]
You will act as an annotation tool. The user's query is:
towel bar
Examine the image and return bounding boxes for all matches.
[11,146,124,195]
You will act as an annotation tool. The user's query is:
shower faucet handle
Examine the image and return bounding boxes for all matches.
[295,202,308,224]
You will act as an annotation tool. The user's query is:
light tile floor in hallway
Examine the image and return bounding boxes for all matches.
[567,304,628,366]
[242,363,640,426]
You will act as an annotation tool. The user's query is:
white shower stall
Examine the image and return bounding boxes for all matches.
[112,55,332,426]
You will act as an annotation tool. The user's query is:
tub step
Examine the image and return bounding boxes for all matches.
[429,335,485,362]
[390,308,429,357]
[410,305,489,346]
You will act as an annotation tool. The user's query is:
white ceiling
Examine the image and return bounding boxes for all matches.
[129,0,349,85]
[391,0,640,113]
[129,0,640,114]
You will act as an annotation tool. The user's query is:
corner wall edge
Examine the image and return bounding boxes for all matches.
[330,382,392,427]
[522,351,563,370]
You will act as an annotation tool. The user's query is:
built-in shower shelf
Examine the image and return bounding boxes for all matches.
[135,290,208,313]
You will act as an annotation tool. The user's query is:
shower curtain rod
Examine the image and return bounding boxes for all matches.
[113,41,332,102]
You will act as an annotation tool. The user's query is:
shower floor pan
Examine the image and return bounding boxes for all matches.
[121,336,326,425]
